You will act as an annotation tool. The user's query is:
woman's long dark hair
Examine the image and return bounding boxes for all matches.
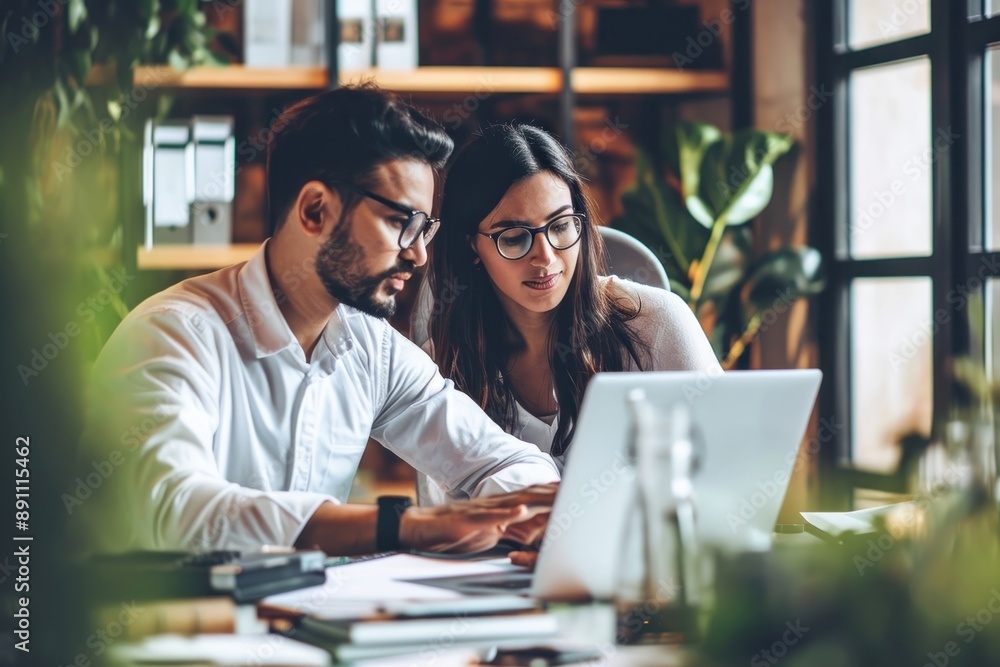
[428,124,649,457]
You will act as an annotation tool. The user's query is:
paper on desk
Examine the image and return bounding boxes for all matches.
[107,633,330,666]
[801,502,913,538]
[261,553,522,617]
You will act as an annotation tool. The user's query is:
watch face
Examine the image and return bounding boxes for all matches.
[377,496,413,552]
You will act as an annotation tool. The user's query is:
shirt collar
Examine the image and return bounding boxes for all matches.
[237,240,299,359]
[237,241,356,365]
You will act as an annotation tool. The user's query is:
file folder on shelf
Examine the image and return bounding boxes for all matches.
[244,0,293,66]
[338,0,375,70]
[191,116,235,245]
[144,119,193,246]
[375,0,417,70]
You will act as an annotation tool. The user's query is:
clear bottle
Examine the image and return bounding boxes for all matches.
[613,389,701,645]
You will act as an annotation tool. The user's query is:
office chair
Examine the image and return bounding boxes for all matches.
[597,226,671,291]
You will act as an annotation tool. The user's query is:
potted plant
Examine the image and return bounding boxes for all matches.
[613,121,825,368]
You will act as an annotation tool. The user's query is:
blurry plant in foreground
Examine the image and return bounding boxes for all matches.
[700,349,999,667]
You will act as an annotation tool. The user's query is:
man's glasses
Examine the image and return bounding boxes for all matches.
[330,180,440,250]
[476,214,584,260]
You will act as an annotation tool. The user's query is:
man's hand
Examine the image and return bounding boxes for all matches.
[399,484,558,554]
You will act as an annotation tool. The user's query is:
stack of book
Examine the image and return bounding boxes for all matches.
[269,596,560,662]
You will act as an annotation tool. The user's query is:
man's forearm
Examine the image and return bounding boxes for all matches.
[295,487,558,556]
[294,502,380,555]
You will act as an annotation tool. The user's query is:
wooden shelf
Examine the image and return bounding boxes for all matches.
[133,65,727,95]
[572,68,729,95]
[137,244,259,270]
[342,67,563,93]
[134,65,561,93]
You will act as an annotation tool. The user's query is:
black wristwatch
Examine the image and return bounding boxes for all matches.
[376,496,412,551]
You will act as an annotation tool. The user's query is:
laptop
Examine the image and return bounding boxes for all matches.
[409,369,822,602]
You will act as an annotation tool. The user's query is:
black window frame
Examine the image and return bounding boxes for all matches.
[814,0,1000,506]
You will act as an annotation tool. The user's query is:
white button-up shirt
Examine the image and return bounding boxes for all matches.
[74,242,559,553]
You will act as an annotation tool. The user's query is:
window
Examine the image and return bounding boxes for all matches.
[816,1,1000,503]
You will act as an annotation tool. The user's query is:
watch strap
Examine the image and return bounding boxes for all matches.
[376,496,412,551]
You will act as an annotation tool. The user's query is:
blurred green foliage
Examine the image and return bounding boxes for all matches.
[0,3,221,665]
[702,521,1000,667]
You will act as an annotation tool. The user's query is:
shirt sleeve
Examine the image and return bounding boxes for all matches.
[370,326,560,501]
[73,308,337,553]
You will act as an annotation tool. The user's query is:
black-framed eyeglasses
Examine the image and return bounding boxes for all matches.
[330,180,440,250]
[476,214,585,260]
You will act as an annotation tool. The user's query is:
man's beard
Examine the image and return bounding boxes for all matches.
[316,222,414,319]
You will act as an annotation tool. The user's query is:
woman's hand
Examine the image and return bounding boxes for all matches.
[507,550,540,568]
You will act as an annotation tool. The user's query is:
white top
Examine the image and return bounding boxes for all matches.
[417,276,722,505]
[74,242,559,553]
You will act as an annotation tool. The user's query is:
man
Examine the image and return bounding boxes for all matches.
[73,85,559,556]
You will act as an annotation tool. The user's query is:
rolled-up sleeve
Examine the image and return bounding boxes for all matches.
[74,309,336,553]
[370,327,559,500]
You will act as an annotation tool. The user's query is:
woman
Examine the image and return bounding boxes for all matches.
[418,124,720,503]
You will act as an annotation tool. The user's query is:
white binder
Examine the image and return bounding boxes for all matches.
[338,0,374,71]
[245,0,292,66]
[375,0,416,71]
[145,120,193,246]
[191,116,235,245]
[291,0,326,66]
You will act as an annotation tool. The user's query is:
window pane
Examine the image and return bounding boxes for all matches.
[848,0,930,50]
[851,278,934,473]
[849,58,933,259]
[988,48,1000,250]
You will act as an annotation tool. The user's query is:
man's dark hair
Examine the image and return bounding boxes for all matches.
[266,83,454,231]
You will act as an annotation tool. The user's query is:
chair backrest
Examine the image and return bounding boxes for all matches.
[597,226,671,291]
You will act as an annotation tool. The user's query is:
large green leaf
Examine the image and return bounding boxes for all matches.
[695,130,795,227]
[614,148,713,284]
[741,247,825,315]
[663,122,721,204]
[68,0,88,33]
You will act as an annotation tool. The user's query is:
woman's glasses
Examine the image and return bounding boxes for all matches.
[477,214,584,260]
[330,180,440,250]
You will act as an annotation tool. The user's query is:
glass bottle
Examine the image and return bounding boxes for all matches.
[613,389,701,645]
